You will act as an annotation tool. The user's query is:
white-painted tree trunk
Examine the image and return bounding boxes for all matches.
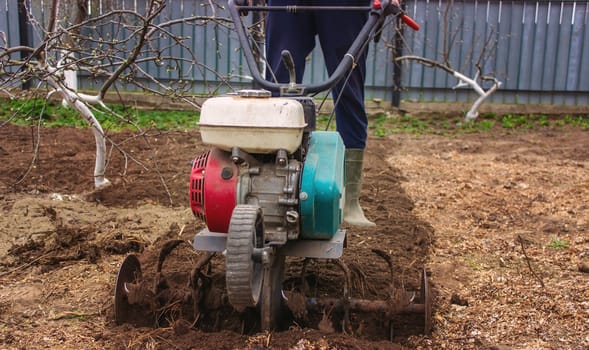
[47,72,111,189]
[452,70,502,121]
[45,0,109,189]
[64,69,78,92]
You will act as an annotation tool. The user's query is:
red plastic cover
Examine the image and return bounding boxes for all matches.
[189,148,237,233]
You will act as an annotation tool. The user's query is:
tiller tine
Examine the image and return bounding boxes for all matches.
[189,252,217,323]
[114,254,156,326]
[301,251,432,339]
[155,239,187,292]
[114,242,220,329]
[152,241,221,327]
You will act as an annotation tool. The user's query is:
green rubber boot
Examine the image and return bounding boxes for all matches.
[343,149,376,227]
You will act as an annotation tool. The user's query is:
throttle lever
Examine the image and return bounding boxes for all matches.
[279,50,305,95]
[281,50,297,86]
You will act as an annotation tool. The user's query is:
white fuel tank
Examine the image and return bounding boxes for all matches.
[199,90,307,154]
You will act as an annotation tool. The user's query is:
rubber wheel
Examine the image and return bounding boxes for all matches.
[226,205,264,311]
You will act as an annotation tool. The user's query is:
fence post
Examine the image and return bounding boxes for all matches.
[18,0,31,90]
[391,1,405,108]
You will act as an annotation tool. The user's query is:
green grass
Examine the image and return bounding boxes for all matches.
[0,98,199,130]
[2,98,589,134]
[562,114,589,129]
[547,237,569,250]
[316,114,337,131]
[500,114,533,129]
[366,112,499,136]
[364,111,589,136]
[498,113,589,130]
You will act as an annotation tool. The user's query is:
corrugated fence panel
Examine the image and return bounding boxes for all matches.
[1,0,588,105]
[1,0,20,82]
[403,0,589,105]
[1,1,19,49]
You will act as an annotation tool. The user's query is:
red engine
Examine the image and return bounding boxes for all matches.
[189,148,238,233]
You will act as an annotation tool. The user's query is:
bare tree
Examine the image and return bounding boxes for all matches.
[0,0,234,192]
[394,0,501,121]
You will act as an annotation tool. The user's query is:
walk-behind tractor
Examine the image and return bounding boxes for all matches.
[114,0,431,339]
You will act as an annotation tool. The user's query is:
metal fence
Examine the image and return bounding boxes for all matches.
[404,0,589,105]
[1,0,588,106]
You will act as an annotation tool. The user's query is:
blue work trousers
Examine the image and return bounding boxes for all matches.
[265,0,370,149]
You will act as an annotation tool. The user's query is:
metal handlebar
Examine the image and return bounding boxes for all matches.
[227,0,418,95]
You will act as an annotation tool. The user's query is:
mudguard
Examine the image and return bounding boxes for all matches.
[300,131,345,239]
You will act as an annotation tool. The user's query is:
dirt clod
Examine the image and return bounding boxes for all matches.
[450,293,468,306]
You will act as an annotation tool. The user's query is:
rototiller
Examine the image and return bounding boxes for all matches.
[114,0,431,337]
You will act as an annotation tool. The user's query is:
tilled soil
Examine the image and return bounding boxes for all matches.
[0,122,588,349]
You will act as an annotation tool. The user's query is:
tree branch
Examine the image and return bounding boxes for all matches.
[396,55,501,121]
[517,235,545,288]
[98,0,166,100]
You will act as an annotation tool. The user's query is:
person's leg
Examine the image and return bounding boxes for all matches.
[265,0,317,84]
[316,4,368,149]
[316,6,375,226]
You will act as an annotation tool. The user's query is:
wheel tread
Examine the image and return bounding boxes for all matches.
[225,205,263,310]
